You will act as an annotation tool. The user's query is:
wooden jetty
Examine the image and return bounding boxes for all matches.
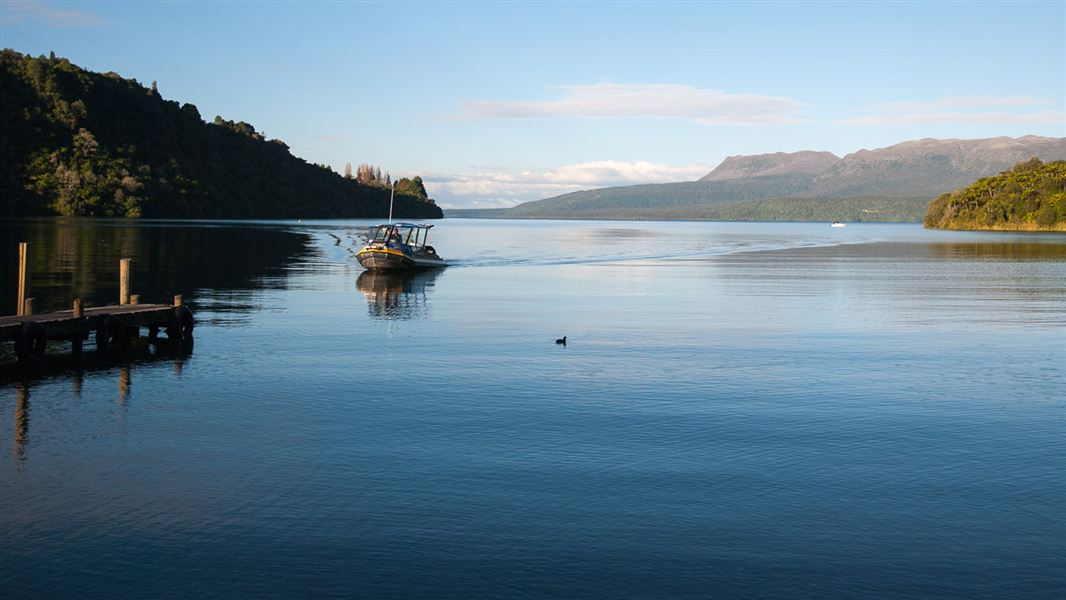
[3,243,194,363]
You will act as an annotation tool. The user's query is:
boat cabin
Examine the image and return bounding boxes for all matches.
[367,223,434,251]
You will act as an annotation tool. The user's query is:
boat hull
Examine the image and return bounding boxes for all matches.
[356,248,446,271]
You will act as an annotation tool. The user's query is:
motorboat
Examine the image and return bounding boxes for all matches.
[356,222,446,270]
[831,222,846,228]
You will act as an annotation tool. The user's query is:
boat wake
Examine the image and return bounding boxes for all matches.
[444,238,875,268]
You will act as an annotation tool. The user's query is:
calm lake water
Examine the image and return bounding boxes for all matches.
[1,218,1064,598]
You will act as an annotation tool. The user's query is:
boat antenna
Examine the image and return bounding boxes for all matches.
[388,181,395,224]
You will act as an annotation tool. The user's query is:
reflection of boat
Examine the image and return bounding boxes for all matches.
[831,222,846,228]
[356,269,441,320]
[356,223,446,270]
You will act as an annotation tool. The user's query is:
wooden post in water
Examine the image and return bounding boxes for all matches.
[23,298,34,316]
[118,366,131,405]
[15,383,29,461]
[72,298,84,357]
[119,259,131,305]
[17,242,29,316]
[128,295,141,338]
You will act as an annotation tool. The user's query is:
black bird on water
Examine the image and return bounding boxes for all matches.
[556,336,567,346]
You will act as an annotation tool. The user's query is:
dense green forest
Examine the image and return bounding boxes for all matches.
[924,159,1066,231]
[0,50,441,219]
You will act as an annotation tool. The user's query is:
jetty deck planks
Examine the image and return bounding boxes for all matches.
[1,304,177,341]
[1,301,194,362]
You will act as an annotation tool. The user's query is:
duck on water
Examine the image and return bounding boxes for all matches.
[356,183,447,271]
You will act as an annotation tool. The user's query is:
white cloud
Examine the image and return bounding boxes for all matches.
[536,160,711,185]
[425,160,711,209]
[841,96,1064,126]
[460,83,805,126]
[439,198,524,210]
[2,0,106,27]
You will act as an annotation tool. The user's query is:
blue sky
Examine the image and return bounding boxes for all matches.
[2,1,1064,208]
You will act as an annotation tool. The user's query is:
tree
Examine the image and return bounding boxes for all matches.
[395,176,429,200]
[73,128,99,157]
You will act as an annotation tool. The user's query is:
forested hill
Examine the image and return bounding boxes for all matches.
[924,159,1066,231]
[0,50,442,219]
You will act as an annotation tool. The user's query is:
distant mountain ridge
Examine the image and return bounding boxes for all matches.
[699,151,840,181]
[508,174,814,217]
[805,135,1066,197]
[468,135,1066,222]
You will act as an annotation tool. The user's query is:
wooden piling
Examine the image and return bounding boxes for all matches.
[15,383,29,460]
[173,294,183,307]
[119,366,131,405]
[71,298,84,357]
[23,298,34,316]
[130,294,140,305]
[119,259,131,305]
[17,242,28,317]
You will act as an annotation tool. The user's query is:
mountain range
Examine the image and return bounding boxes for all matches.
[451,136,1066,222]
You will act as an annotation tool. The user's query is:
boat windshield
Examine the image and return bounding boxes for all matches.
[367,224,430,250]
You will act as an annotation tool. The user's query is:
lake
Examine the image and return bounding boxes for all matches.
[1,218,1064,598]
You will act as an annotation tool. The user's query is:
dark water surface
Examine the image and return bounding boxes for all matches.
[2,219,1064,598]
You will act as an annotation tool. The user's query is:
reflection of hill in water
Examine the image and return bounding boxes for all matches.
[356,270,441,320]
[727,240,1066,263]
[0,219,313,314]
[925,242,1066,261]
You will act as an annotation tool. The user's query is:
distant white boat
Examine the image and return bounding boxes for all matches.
[831,222,846,228]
